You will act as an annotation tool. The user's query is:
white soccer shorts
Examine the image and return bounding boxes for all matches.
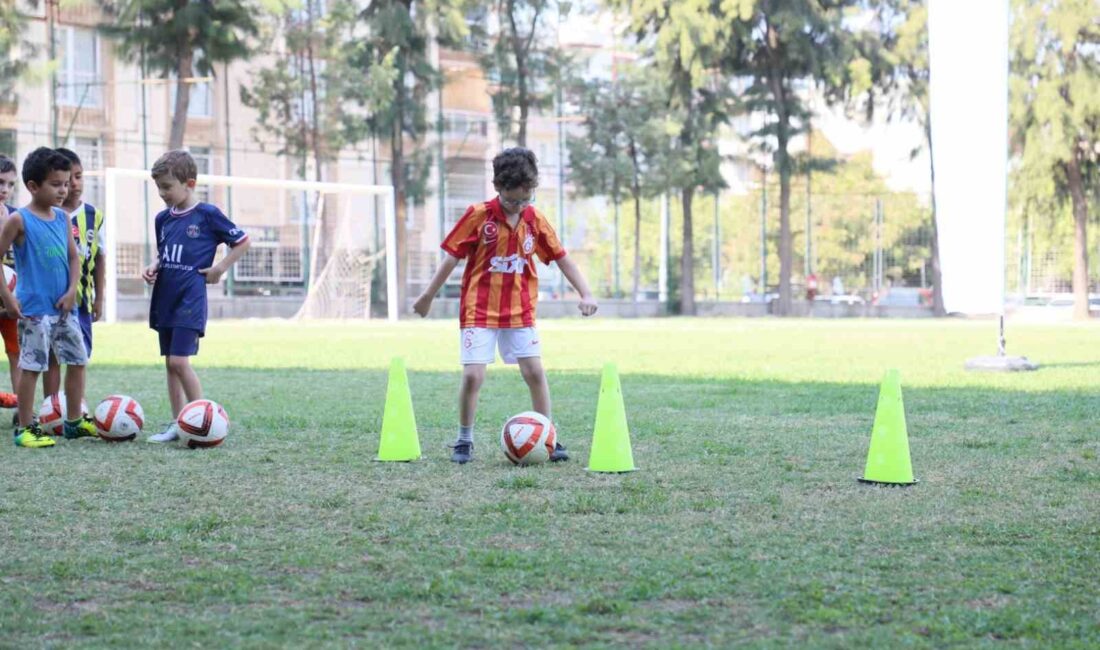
[459,327,542,365]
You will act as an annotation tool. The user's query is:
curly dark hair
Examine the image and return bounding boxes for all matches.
[0,155,15,175]
[22,147,71,186]
[54,147,82,167]
[492,147,539,191]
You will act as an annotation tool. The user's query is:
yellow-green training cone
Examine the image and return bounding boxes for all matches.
[858,369,917,485]
[587,363,636,473]
[377,357,421,461]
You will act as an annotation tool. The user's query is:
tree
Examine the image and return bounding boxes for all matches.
[0,0,36,103]
[718,1,880,315]
[864,0,945,315]
[99,0,260,149]
[349,0,467,312]
[478,0,565,147]
[241,0,389,181]
[1011,0,1099,319]
[614,0,731,315]
[568,68,666,300]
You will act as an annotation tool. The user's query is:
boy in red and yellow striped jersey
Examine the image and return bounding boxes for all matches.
[414,148,598,463]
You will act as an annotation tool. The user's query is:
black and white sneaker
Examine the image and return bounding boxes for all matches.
[550,442,569,462]
[450,441,473,464]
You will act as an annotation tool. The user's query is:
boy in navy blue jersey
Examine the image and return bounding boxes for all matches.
[141,150,250,443]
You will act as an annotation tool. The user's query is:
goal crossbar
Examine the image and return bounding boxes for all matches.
[103,168,398,323]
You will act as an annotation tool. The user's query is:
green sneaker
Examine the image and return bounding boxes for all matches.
[63,416,99,440]
[14,423,55,448]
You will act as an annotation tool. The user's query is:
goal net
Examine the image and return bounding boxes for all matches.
[102,168,397,323]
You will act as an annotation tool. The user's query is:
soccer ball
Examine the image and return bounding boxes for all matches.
[176,399,230,449]
[500,411,556,465]
[94,395,145,442]
[39,392,89,436]
[3,265,14,291]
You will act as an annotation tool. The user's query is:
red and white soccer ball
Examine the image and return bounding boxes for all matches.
[177,399,230,449]
[94,395,145,442]
[39,392,89,436]
[3,265,15,291]
[500,411,556,465]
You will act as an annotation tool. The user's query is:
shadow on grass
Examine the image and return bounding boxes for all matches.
[51,363,1100,455]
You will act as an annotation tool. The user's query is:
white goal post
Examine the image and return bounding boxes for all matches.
[103,168,397,323]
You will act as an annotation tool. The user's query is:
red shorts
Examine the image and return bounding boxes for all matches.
[0,317,16,355]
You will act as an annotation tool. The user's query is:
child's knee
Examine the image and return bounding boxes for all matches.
[166,355,191,374]
[519,361,545,385]
[461,366,485,391]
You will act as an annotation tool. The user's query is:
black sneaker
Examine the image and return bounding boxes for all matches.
[450,441,473,464]
[550,442,569,462]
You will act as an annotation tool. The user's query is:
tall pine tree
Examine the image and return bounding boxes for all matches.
[615,0,731,315]
[1011,0,1099,319]
[99,0,260,149]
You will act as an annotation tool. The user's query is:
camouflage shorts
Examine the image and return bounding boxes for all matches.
[18,313,88,372]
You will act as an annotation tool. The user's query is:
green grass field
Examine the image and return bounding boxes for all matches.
[2,318,1098,648]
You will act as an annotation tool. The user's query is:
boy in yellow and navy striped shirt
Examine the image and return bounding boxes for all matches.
[42,148,104,428]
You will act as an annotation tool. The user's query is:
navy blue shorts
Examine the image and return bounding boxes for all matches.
[158,327,201,357]
[77,307,93,357]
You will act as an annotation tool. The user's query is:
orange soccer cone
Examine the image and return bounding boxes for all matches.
[587,363,636,473]
[858,369,917,485]
[376,357,421,462]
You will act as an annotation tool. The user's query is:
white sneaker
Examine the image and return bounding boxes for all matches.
[147,422,180,443]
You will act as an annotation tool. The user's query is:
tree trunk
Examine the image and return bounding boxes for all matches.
[306,0,323,184]
[764,22,792,316]
[680,185,695,315]
[506,0,530,147]
[168,48,193,149]
[924,117,946,316]
[1065,153,1090,320]
[392,54,409,317]
[776,127,793,316]
[629,137,642,302]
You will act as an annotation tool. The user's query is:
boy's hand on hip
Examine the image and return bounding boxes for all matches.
[578,295,598,317]
[142,263,158,285]
[412,293,432,317]
[199,265,224,285]
[56,290,76,313]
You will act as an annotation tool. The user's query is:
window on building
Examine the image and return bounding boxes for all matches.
[170,74,214,118]
[189,146,212,202]
[444,112,489,138]
[56,27,101,107]
[0,130,14,158]
[444,158,487,231]
[63,136,103,208]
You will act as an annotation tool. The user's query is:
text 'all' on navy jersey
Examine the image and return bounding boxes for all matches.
[150,202,247,335]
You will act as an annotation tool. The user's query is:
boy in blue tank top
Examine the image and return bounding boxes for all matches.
[142,150,250,443]
[0,147,94,448]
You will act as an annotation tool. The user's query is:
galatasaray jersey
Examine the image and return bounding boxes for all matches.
[442,197,566,329]
[149,202,247,335]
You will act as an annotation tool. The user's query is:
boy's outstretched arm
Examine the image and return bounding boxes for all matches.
[0,213,23,318]
[413,254,460,317]
[556,254,598,316]
[199,240,251,285]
